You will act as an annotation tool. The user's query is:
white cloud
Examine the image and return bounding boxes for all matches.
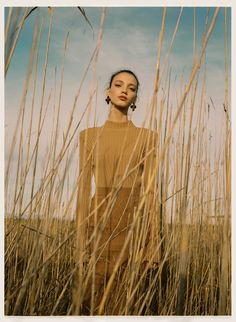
[5,6,230,212]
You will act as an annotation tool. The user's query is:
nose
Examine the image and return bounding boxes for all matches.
[121,87,128,94]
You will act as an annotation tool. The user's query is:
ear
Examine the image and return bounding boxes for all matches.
[133,95,138,104]
[106,88,110,97]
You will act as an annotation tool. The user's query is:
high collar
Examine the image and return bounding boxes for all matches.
[103,119,134,129]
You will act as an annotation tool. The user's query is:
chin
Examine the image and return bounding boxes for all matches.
[114,101,129,108]
[115,104,129,110]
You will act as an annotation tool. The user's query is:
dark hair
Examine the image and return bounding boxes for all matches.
[108,69,140,91]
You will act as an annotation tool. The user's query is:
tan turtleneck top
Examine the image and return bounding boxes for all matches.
[76,119,159,263]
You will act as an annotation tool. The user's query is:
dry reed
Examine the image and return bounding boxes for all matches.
[4,7,231,315]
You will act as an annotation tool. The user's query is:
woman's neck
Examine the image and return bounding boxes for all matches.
[104,119,132,129]
[107,106,129,123]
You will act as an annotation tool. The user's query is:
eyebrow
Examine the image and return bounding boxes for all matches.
[114,80,137,87]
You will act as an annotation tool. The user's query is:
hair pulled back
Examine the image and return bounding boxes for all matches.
[108,69,140,91]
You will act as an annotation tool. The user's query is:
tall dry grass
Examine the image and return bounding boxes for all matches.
[4,7,231,315]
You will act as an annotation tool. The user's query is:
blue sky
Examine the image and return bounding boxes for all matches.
[4,5,232,207]
[5,7,231,122]
[5,6,231,146]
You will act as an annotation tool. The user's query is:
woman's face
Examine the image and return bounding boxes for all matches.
[107,72,138,109]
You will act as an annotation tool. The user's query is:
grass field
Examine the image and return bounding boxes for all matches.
[4,7,231,315]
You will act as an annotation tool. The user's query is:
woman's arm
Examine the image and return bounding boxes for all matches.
[142,130,160,265]
[76,130,93,266]
[143,130,158,196]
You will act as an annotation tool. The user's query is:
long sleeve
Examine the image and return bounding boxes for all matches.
[142,130,158,196]
[76,130,93,264]
[142,130,160,264]
[73,130,93,312]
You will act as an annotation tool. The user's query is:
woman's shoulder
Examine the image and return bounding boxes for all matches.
[80,123,157,141]
[79,127,100,150]
[135,125,158,139]
[79,126,100,137]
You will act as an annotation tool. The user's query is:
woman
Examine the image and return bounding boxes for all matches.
[73,70,160,315]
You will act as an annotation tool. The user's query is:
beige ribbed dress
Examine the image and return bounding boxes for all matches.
[75,119,159,313]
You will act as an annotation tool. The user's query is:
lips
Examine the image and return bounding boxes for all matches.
[118,96,128,101]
